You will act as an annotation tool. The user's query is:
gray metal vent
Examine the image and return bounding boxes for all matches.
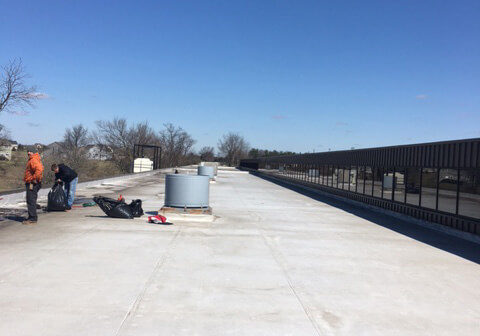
[164,174,210,208]
[198,166,215,179]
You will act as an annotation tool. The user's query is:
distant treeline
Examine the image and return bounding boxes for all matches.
[248,148,297,158]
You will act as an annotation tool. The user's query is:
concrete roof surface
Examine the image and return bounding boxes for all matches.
[0,168,479,336]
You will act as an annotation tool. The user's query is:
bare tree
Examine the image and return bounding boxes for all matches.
[94,118,158,172]
[130,121,158,146]
[64,124,90,149]
[0,124,10,145]
[199,146,215,162]
[0,58,39,115]
[0,59,40,142]
[61,124,90,169]
[217,132,249,166]
[158,123,196,167]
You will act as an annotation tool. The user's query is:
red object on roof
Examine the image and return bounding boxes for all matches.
[148,215,167,224]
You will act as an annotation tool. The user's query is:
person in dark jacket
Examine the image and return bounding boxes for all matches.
[51,163,78,210]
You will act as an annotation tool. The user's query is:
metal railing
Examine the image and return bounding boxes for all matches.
[241,138,480,236]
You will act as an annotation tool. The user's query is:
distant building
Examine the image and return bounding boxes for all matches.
[0,140,18,161]
[24,143,46,153]
[42,142,65,158]
[86,144,113,161]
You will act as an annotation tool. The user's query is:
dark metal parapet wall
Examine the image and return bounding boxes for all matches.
[240,138,480,236]
[246,138,480,168]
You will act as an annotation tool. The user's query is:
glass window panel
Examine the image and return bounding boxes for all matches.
[365,167,373,196]
[458,169,480,219]
[307,165,318,183]
[340,166,345,189]
[322,165,329,185]
[406,167,421,206]
[438,169,457,214]
[325,165,333,187]
[357,166,365,194]
[350,166,357,192]
[382,168,394,200]
[315,165,320,184]
[328,165,334,186]
[338,166,348,190]
[343,166,351,190]
[333,166,339,188]
[393,168,405,203]
[421,168,437,209]
[373,167,382,198]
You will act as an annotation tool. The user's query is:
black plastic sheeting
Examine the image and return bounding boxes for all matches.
[93,196,143,219]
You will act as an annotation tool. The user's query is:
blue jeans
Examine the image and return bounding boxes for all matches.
[64,177,78,208]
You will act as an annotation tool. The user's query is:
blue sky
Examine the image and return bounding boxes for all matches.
[1,0,479,152]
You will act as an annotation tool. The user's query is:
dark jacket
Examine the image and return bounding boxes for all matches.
[55,164,78,183]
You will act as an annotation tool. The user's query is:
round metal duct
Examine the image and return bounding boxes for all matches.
[164,174,210,208]
[197,166,215,179]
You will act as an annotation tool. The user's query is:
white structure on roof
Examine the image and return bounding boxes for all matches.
[133,158,153,173]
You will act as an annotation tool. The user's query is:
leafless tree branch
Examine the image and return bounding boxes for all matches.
[158,123,196,167]
[0,58,38,114]
[199,146,215,162]
[94,118,159,172]
[218,132,249,166]
[0,124,11,145]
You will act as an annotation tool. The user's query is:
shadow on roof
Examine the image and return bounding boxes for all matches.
[252,172,480,265]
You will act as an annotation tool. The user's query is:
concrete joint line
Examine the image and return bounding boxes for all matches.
[248,211,325,336]
[114,227,183,336]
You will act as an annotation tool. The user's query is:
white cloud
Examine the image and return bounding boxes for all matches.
[7,110,30,116]
[23,92,50,99]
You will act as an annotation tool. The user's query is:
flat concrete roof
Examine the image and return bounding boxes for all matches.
[0,168,479,335]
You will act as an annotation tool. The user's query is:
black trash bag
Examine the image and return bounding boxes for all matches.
[93,196,119,215]
[93,196,134,219]
[129,199,143,217]
[47,183,67,211]
[109,203,134,219]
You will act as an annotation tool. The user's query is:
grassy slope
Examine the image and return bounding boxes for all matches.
[0,150,28,192]
[0,150,123,193]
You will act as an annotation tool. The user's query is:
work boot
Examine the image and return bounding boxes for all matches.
[22,219,37,225]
